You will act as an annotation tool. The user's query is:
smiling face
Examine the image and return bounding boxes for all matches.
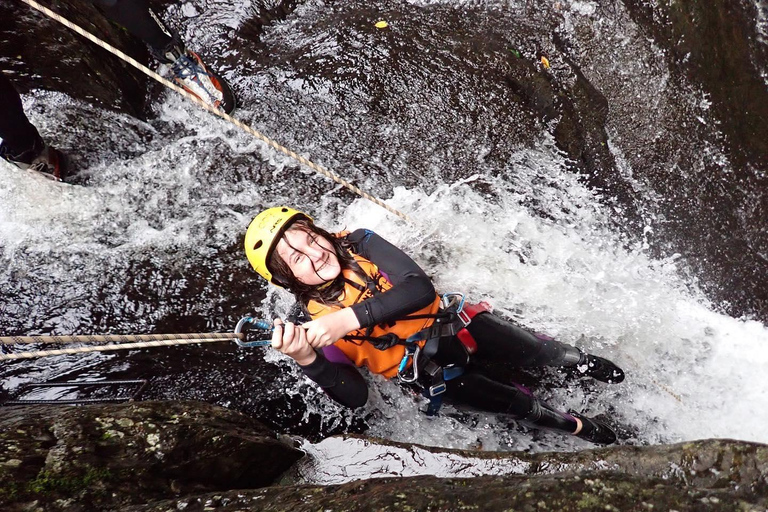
[274,226,341,286]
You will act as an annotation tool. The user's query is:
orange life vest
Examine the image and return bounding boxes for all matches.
[307,253,441,378]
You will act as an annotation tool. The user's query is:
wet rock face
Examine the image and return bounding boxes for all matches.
[132,472,766,512]
[566,0,768,319]
[2,401,766,512]
[624,0,768,169]
[4,0,766,320]
[132,439,768,510]
[0,0,151,116]
[619,0,768,320]
[0,401,304,511]
[292,434,768,496]
[254,1,629,205]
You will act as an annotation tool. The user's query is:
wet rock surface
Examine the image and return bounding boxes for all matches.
[612,0,768,320]
[2,401,766,511]
[131,472,766,512]
[0,0,151,116]
[0,400,303,511]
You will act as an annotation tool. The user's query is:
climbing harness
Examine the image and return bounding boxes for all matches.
[395,293,493,416]
[18,0,410,222]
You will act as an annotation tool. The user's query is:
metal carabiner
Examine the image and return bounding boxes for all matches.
[233,316,273,348]
[441,292,470,326]
[397,344,421,383]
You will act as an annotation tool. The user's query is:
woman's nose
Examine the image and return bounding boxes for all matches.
[306,243,324,259]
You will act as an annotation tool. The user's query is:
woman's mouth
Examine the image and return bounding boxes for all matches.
[315,253,328,273]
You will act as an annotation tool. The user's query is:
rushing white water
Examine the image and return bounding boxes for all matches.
[324,153,768,445]
[284,152,768,482]
[2,0,768,484]
[250,136,768,462]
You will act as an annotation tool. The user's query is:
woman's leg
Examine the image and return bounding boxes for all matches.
[445,371,616,445]
[446,371,541,416]
[0,74,44,163]
[466,312,581,366]
[465,312,624,383]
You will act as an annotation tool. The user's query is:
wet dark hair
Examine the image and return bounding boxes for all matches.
[268,219,365,306]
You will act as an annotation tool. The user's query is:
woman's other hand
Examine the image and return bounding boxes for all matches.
[271,318,317,366]
[302,308,360,349]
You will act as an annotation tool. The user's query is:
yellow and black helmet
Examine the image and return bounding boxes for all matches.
[244,206,312,283]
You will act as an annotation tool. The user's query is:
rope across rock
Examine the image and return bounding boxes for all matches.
[17,0,411,222]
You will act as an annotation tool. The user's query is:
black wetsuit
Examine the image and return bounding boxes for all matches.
[298,229,581,418]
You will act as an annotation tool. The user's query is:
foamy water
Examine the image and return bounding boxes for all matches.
[288,153,768,483]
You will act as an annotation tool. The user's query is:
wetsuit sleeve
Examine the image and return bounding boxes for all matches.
[298,350,369,408]
[346,229,437,329]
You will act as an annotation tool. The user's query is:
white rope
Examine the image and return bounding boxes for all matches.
[0,337,234,360]
[18,0,411,222]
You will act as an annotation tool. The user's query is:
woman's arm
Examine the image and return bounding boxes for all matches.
[273,318,368,408]
[347,229,437,328]
[299,349,369,408]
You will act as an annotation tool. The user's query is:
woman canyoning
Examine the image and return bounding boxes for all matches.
[243,206,625,445]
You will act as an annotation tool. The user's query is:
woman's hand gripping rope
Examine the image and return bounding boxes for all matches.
[271,319,317,366]
[301,308,360,350]
[235,310,360,367]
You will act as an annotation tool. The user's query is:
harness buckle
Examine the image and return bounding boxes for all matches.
[428,382,446,396]
[457,309,471,327]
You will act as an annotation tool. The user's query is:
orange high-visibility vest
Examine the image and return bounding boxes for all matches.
[307,253,441,378]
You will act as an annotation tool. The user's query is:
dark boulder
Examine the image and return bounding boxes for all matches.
[2,399,767,511]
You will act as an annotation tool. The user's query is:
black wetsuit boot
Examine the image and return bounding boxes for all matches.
[561,346,625,384]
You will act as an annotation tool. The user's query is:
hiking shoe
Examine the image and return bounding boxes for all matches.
[2,143,68,182]
[570,411,617,445]
[168,48,236,114]
[576,352,625,384]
